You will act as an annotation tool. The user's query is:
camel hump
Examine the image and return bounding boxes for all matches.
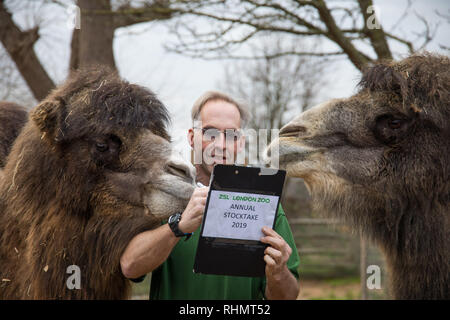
[0,101,28,168]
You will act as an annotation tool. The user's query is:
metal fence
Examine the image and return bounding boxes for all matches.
[288,217,388,299]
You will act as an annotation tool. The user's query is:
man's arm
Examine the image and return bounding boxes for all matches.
[120,187,208,279]
[120,224,179,279]
[261,227,300,300]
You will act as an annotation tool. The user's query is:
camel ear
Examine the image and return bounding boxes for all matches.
[30,98,66,143]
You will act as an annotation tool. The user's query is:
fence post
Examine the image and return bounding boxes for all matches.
[360,235,368,300]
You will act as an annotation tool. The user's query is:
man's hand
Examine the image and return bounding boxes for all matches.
[260,226,292,279]
[261,226,299,299]
[120,186,208,279]
[178,186,209,234]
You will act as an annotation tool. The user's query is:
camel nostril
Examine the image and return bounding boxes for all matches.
[166,160,194,183]
[279,125,307,137]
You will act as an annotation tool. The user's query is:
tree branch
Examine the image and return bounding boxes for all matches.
[0,0,54,101]
[112,1,173,29]
[165,0,435,71]
[314,0,372,70]
[357,0,392,60]
[384,31,414,54]
[168,48,345,61]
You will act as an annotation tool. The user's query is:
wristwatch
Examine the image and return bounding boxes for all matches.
[168,213,192,240]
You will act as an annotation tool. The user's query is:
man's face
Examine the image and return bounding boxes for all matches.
[188,99,244,175]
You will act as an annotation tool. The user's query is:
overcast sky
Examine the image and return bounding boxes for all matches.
[115,0,449,159]
[7,0,450,161]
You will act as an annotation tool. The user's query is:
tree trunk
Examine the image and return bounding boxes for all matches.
[1,0,172,99]
[69,28,80,71]
[0,1,55,101]
[315,0,370,70]
[357,0,393,60]
[78,0,116,70]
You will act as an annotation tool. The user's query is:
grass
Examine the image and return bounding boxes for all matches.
[131,275,389,300]
[299,277,361,300]
[131,274,151,299]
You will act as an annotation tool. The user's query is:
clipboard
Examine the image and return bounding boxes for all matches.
[193,164,286,277]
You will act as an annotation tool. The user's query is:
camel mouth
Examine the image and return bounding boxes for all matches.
[143,180,195,218]
[159,156,196,200]
[266,137,320,168]
[279,125,307,138]
[279,150,316,165]
[157,179,195,201]
[166,166,193,184]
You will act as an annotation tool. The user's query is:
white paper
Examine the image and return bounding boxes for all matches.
[202,190,279,241]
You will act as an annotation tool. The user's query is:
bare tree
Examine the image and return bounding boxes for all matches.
[165,0,442,71]
[0,0,174,101]
[220,36,329,130]
[0,0,55,101]
[435,8,450,52]
[1,0,443,102]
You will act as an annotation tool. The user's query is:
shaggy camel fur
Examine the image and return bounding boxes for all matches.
[268,53,449,299]
[0,68,195,299]
[0,101,27,168]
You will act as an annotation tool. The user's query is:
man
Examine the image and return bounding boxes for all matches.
[120,91,300,299]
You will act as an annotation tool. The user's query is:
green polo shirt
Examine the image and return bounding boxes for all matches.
[149,206,300,300]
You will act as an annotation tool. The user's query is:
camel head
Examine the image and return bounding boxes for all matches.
[267,54,449,275]
[266,54,449,299]
[23,68,195,222]
[0,68,198,299]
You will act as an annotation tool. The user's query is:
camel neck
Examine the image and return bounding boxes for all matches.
[382,206,449,299]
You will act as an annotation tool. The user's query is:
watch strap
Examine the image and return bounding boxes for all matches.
[168,213,193,240]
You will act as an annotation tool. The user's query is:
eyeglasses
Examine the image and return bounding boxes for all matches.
[194,127,242,142]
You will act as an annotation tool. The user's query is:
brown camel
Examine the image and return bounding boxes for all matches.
[267,53,449,299]
[0,68,195,299]
[0,101,28,169]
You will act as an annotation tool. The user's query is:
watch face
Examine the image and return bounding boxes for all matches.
[169,213,180,224]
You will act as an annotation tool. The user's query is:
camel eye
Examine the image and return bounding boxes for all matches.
[96,142,108,152]
[388,119,404,129]
[89,135,122,168]
[374,114,411,145]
